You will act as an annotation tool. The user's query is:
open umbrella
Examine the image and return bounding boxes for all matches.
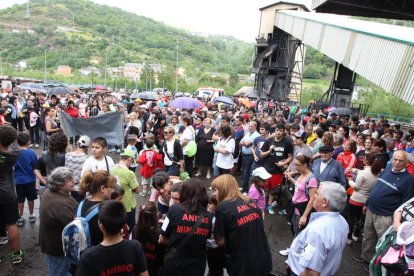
[168,97,204,109]
[130,92,157,101]
[213,96,236,106]
[47,86,74,96]
[238,98,252,108]
[18,82,47,93]
[330,107,354,116]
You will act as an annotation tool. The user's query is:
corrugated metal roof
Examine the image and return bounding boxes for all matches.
[275,10,414,104]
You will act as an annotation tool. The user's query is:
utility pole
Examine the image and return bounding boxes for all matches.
[26,0,30,18]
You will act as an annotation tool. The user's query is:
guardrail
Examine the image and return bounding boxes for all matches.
[366,112,414,125]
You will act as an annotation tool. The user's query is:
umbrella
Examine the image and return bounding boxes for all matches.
[18,82,47,92]
[94,84,106,91]
[238,98,252,108]
[130,92,157,101]
[47,86,74,96]
[168,97,204,109]
[174,92,184,97]
[213,96,236,106]
[330,107,354,116]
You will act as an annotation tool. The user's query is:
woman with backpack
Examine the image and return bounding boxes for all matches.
[39,167,77,275]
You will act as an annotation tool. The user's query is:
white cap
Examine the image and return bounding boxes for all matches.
[78,135,91,147]
[251,167,272,180]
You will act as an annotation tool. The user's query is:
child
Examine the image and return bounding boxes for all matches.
[134,202,165,276]
[248,167,271,216]
[138,139,163,197]
[111,185,129,240]
[81,137,115,176]
[169,181,182,205]
[125,134,139,173]
[76,200,149,276]
[206,196,225,276]
[14,133,40,226]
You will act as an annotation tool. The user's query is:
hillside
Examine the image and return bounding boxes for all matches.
[0,0,254,77]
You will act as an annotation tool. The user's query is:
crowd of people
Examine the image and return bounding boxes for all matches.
[0,86,414,275]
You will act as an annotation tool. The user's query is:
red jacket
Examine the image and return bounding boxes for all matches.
[138,150,164,178]
[65,107,79,118]
[337,151,357,179]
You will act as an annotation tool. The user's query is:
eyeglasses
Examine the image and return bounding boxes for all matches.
[164,131,171,134]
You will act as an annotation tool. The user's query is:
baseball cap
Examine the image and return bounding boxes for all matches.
[78,135,91,147]
[294,130,307,139]
[120,148,135,159]
[251,167,272,180]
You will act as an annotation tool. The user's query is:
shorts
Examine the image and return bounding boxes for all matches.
[265,173,284,190]
[0,200,19,225]
[16,183,38,203]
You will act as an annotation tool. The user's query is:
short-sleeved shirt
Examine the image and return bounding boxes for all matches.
[14,148,38,185]
[81,155,114,176]
[76,240,147,276]
[160,205,212,275]
[215,137,235,169]
[292,175,318,215]
[253,136,266,165]
[214,198,272,276]
[241,131,260,155]
[288,212,348,275]
[248,185,266,213]
[110,165,139,212]
[261,137,293,174]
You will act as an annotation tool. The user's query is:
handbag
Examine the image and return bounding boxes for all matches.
[163,213,205,264]
[184,127,197,158]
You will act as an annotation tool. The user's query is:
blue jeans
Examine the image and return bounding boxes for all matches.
[44,254,71,276]
[242,154,254,193]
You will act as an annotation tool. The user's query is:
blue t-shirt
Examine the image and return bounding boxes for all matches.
[14,149,38,185]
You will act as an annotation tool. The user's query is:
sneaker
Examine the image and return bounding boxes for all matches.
[271,201,278,208]
[12,250,23,264]
[35,144,39,148]
[279,248,290,256]
[347,239,352,245]
[0,236,8,245]
[267,206,275,215]
[352,233,359,242]
[206,173,211,179]
[139,191,147,197]
[116,149,121,154]
[16,218,25,227]
[29,144,33,148]
[108,148,115,153]
[242,192,247,196]
[353,255,368,263]
[278,209,287,215]
[195,172,202,177]
[285,259,288,265]
[29,216,36,223]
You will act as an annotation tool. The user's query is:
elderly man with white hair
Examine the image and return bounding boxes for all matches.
[287,182,348,276]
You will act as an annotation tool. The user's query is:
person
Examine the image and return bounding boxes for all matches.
[110,148,140,230]
[251,122,270,172]
[138,138,163,197]
[43,107,61,138]
[214,125,235,174]
[0,125,24,264]
[39,167,77,275]
[135,202,165,276]
[285,155,318,237]
[76,200,149,276]
[354,150,414,264]
[205,196,224,276]
[260,123,293,214]
[392,195,414,230]
[312,145,347,187]
[125,134,139,172]
[180,116,196,177]
[65,135,91,202]
[337,140,357,179]
[287,182,348,276]
[170,181,182,206]
[195,117,215,179]
[149,171,172,215]
[211,174,272,276]
[248,167,271,216]
[37,132,68,177]
[286,130,312,178]
[159,178,212,276]
[346,153,381,245]
[161,126,184,176]
[14,133,39,226]
[79,170,117,247]
[240,121,260,193]
[356,136,373,169]
[81,137,115,176]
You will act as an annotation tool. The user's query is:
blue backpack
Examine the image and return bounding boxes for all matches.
[62,200,99,265]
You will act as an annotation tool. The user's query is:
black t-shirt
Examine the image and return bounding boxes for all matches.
[77,199,102,246]
[0,150,19,203]
[214,198,272,276]
[76,240,147,276]
[261,136,293,174]
[161,204,212,276]
[138,229,165,276]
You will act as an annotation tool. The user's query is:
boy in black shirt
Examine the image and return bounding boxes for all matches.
[76,200,148,276]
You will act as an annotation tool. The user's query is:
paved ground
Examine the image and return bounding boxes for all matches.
[0,151,370,275]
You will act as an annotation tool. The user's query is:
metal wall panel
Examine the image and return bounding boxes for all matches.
[303,20,323,49]
[319,26,351,63]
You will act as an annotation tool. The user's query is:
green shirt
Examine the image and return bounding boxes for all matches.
[110,165,139,212]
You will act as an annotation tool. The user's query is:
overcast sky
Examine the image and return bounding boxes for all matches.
[0,0,283,42]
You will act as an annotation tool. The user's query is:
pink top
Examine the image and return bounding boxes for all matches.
[292,175,318,215]
[248,185,266,213]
